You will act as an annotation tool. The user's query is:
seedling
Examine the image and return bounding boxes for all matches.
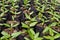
[44,33,60,40]
[0,0,8,21]
[22,22,37,29]
[23,0,30,8]
[43,22,58,36]
[22,13,38,28]
[27,29,43,40]
[1,31,21,40]
[8,0,20,15]
[0,21,19,31]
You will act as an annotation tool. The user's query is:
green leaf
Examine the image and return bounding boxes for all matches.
[52,29,58,33]
[43,36,52,39]
[1,31,10,36]
[49,28,54,36]
[25,13,31,19]
[12,23,19,27]
[34,32,39,38]
[11,32,21,38]
[3,23,10,27]
[0,38,2,40]
[0,23,3,26]
[54,16,59,21]
[43,27,49,33]
[49,22,57,27]
[28,29,35,39]
[41,4,45,12]
[34,37,43,40]
[22,22,29,28]
[30,22,37,27]
[29,29,35,35]
[54,33,60,39]
[1,36,10,39]
[14,11,21,14]
[9,0,17,2]
[23,0,29,5]
[31,17,37,21]
[15,5,19,8]
[54,13,60,18]
[24,37,30,40]
[29,11,33,15]
[0,13,4,17]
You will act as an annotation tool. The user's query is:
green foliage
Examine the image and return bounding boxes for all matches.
[43,27,58,36]
[0,0,60,40]
[1,31,21,40]
[44,33,60,40]
[22,22,29,28]
[23,0,30,7]
[27,29,43,40]
[22,22,37,28]
[11,32,21,38]
[0,22,19,28]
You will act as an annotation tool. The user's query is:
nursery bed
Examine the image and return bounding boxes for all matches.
[0,0,60,40]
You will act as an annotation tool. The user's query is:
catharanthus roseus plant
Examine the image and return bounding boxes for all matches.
[1,31,21,40]
[0,21,19,31]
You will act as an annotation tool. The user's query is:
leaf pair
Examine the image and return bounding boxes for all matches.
[44,33,60,40]
[22,22,37,28]
[25,13,37,21]
[1,31,21,40]
[28,29,43,40]
[43,27,58,36]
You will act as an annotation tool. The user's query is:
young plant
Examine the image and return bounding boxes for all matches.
[47,10,60,21]
[22,22,37,29]
[0,21,19,30]
[44,33,60,40]
[34,0,41,5]
[0,0,8,21]
[27,29,43,40]
[25,13,37,21]
[22,13,37,28]
[23,0,30,8]
[43,22,58,36]
[1,31,21,40]
[9,0,20,15]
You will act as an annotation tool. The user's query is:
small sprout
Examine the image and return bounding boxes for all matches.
[22,21,37,28]
[43,27,49,33]
[44,33,60,40]
[22,22,29,28]
[1,31,10,39]
[23,0,30,7]
[3,23,10,27]
[25,13,31,20]
[11,32,21,38]
[1,31,21,40]
[1,31,10,36]
[49,22,57,27]
[41,4,46,12]
[43,27,58,36]
[28,29,43,40]
[31,17,37,21]
[7,21,19,27]
[29,22,37,27]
